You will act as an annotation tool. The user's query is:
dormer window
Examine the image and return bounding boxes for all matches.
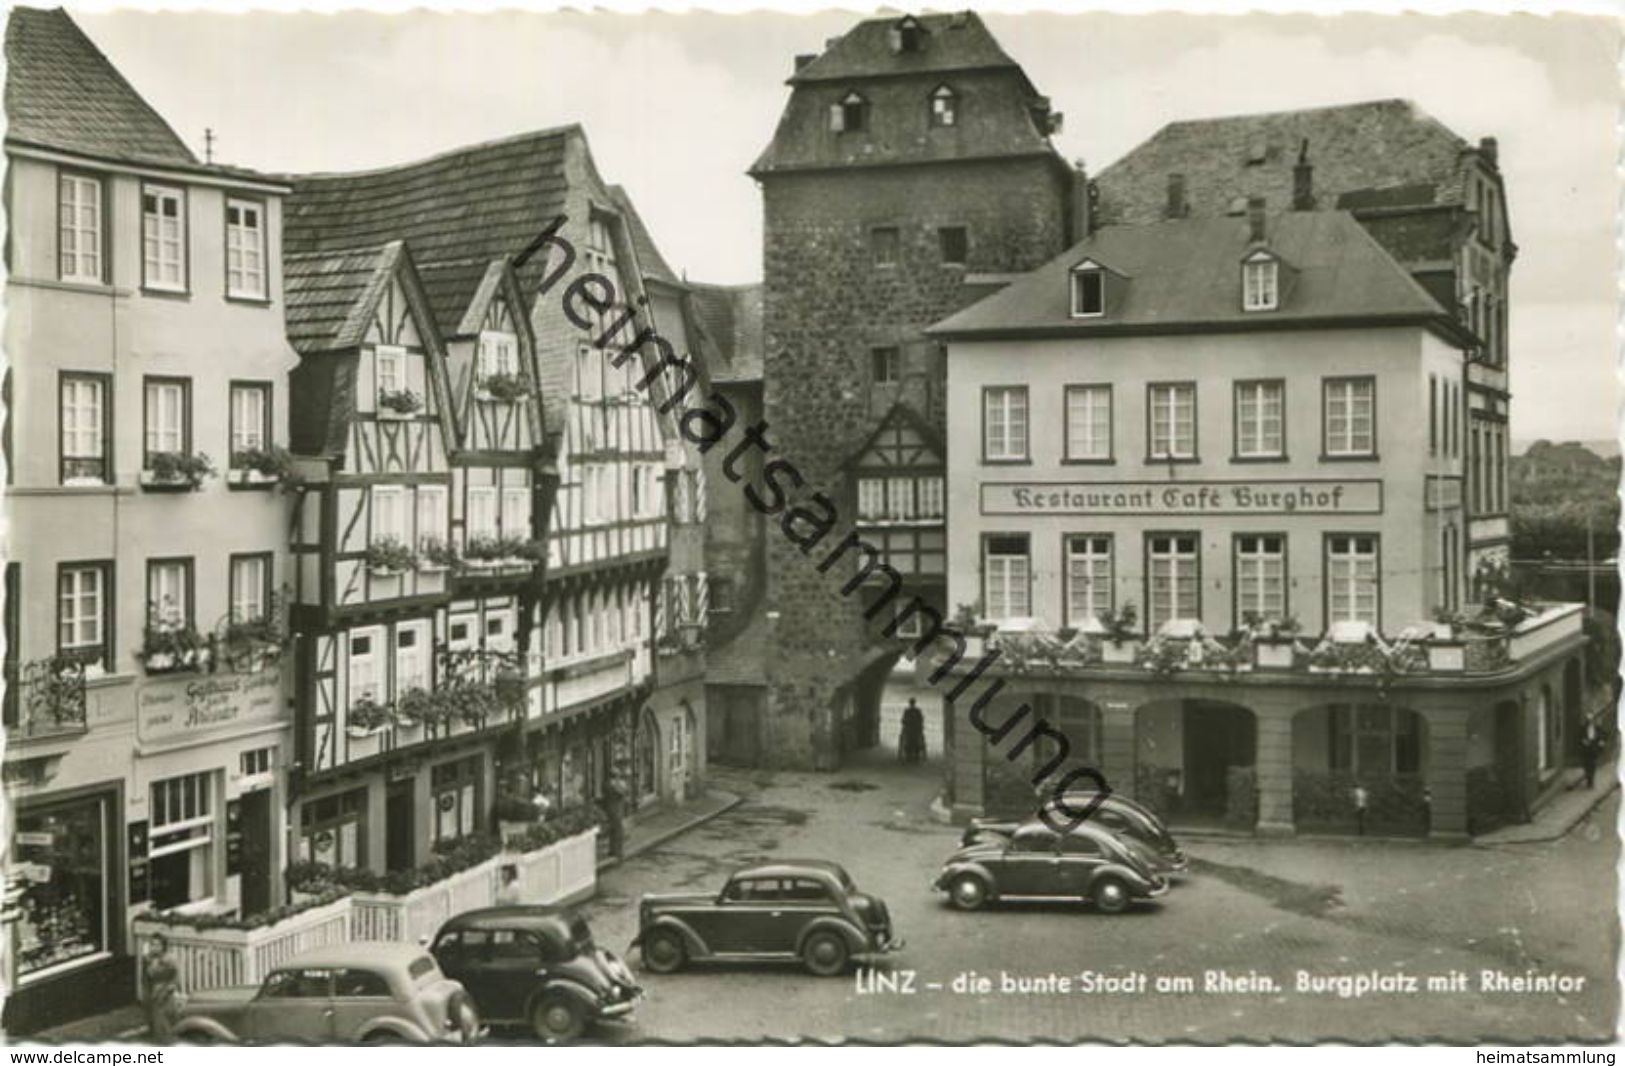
[1070,262,1105,317]
[929,85,957,127]
[890,15,925,53]
[1242,251,1279,311]
[830,91,868,133]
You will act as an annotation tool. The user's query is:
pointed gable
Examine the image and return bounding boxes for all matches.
[5,7,197,167]
[848,402,945,472]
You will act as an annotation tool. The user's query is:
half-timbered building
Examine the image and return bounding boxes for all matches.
[285,126,700,842]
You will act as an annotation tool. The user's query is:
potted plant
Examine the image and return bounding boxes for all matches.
[363,536,417,575]
[140,623,209,674]
[1248,611,1302,669]
[347,694,394,733]
[228,444,299,487]
[377,387,423,417]
[142,450,216,491]
[1098,603,1140,663]
[419,537,460,571]
[394,686,439,742]
[478,372,529,404]
[950,601,994,657]
[221,612,285,672]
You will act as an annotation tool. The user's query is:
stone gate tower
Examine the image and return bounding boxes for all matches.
[741,12,1079,768]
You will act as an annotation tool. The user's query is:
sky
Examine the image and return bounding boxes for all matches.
[75,8,1621,445]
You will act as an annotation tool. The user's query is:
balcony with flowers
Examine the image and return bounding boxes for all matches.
[936,596,1586,685]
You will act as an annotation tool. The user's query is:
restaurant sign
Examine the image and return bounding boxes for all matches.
[981,479,1383,517]
[138,670,283,744]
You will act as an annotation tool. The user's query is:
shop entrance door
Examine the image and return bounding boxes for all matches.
[239,788,273,915]
[386,779,415,872]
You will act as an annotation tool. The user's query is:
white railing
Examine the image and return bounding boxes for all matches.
[132,829,599,995]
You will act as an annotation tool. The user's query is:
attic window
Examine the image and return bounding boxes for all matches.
[830,91,868,133]
[929,85,957,127]
[890,16,925,53]
[1242,251,1279,312]
[1071,264,1105,318]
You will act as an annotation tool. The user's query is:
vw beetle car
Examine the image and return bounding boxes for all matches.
[171,942,480,1044]
[429,905,641,1041]
[632,859,901,977]
[962,791,1187,875]
[936,821,1167,914]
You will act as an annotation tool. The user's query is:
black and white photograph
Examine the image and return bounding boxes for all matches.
[0,1,1619,1048]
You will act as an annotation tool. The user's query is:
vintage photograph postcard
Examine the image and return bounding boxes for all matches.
[0,3,1618,1046]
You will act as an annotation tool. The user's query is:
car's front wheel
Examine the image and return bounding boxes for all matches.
[949,873,989,911]
[531,991,587,1042]
[1092,875,1131,915]
[641,928,687,974]
[800,930,850,977]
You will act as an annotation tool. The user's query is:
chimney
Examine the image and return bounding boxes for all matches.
[1165,173,1187,219]
[1292,138,1315,210]
[794,53,816,71]
[1070,160,1094,244]
[1479,136,1499,168]
[1246,196,1267,243]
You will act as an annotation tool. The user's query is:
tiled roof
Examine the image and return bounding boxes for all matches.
[930,211,1457,340]
[5,6,198,167]
[751,12,1058,175]
[791,12,1023,85]
[1095,99,1474,227]
[283,242,402,355]
[687,282,763,384]
[285,126,578,337]
[608,185,680,287]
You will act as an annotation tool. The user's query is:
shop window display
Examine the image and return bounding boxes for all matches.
[11,797,109,979]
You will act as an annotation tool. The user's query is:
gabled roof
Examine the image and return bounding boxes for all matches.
[790,12,1026,86]
[1095,99,1479,228]
[5,6,197,167]
[929,211,1462,342]
[845,401,945,472]
[284,240,453,458]
[687,282,763,385]
[286,126,579,338]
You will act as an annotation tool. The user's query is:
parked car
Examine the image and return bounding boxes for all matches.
[171,942,480,1044]
[935,821,1168,914]
[632,859,902,977]
[428,905,641,1041]
[962,791,1187,874]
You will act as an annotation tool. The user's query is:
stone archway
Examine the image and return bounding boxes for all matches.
[1290,702,1428,836]
[1134,698,1257,829]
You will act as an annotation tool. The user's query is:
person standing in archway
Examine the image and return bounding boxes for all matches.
[900,698,926,764]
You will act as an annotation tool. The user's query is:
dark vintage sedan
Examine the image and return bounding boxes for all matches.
[963,792,1187,875]
[632,859,902,977]
[936,822,1167,914]
[171,942,480,1044]
[429,906,641,1041]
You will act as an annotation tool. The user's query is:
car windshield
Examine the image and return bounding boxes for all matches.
[408,955,439,983]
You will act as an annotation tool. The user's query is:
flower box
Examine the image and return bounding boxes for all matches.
[1254,640,1297,669]
[347,728,384,760]
[226,468,279,488]
[1426,641,1467,672]
[1101,638,1141,664]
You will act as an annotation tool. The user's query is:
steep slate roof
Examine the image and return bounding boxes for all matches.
[1094,99,1474,227]
[790,12,1027,85]
[609,185,680,287]
[751,12,1058,175]
[283,242,403,355]
[5,6,198,167]
[930,211,1460,341]
[285,126,578,338]
[687,282,763,384]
